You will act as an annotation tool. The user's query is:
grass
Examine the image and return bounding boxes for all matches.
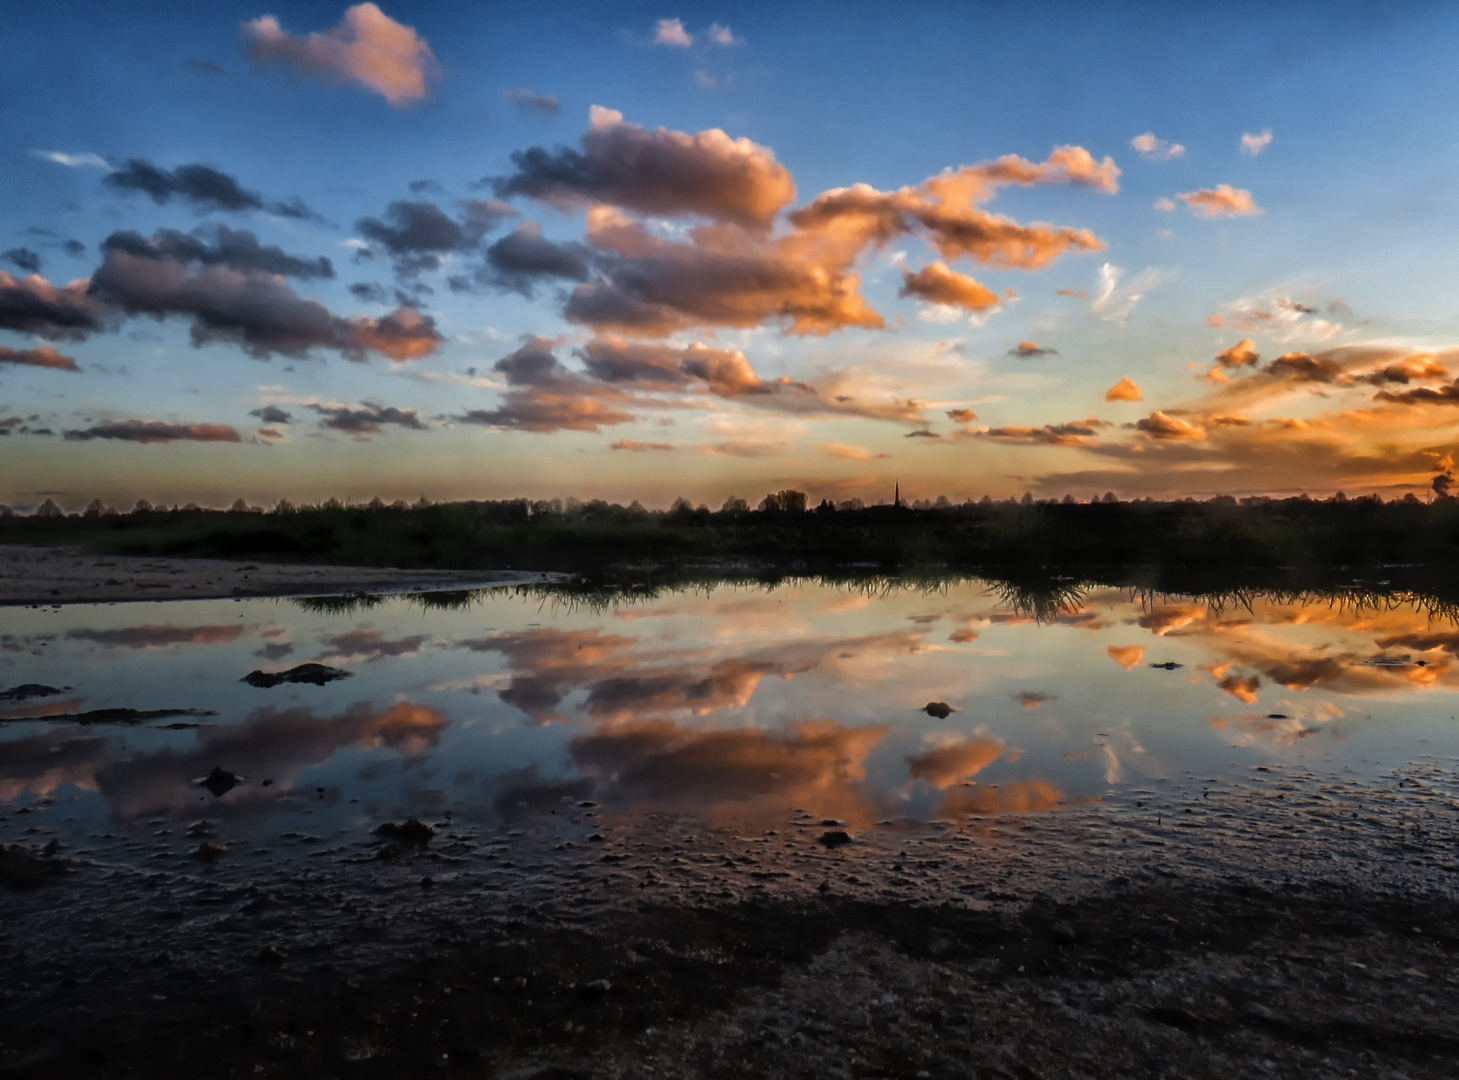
[5,493,1459,592]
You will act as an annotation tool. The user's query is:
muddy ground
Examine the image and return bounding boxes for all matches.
[4,765,1459,1079]
[0,546,547,606]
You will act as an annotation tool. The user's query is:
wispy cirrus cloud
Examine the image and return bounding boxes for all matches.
[503,89,561,116]
[30,150,110,170]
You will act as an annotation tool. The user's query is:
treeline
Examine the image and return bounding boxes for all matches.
[4,489,1459,581]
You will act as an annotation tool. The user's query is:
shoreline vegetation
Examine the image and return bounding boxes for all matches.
[6,489,1459,603]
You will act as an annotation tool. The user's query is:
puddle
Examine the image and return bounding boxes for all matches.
[4,579,1459,853]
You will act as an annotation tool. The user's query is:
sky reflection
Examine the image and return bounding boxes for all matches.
[4,580,1459,839]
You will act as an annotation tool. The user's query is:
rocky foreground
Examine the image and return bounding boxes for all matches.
[3,764,1459,1078]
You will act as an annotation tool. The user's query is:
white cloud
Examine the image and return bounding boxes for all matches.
[1089,263,1164,326]
[652,18,694,47]
[1241,129,1274,156]
[1130,132,1185,161]
[1153,196,1176,212]
[707,23,742,45]
[30,150,110,170]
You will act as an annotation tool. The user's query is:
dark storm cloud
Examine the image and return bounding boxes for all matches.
[0,271,109,341]
[63,420,242,444]
[101,226,334,280]
[354,199,512,275]
[102,158,320,219]
[479,222,591,296]
[349,282,388,303]
[3,248,42,274]
[492,108,797,228]
[308,402,428,437]
[88,245,442,362]
[249,405,293,425]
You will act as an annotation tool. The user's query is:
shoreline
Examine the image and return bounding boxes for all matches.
[4,773,1459,1078]
[0,545,561,606]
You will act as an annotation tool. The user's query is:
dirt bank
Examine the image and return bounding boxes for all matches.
[0,545,553,606]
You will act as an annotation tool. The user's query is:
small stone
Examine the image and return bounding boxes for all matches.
[922,702,954,719]
[420,875,434,889]
[202,767,239,797]
[1050,921,1076,945]
[374,819,435,845]
[513,976,528,991]
[194,842,225,861]
[580,979,611,997]
[256,945,287,965]
[818,830,853,849]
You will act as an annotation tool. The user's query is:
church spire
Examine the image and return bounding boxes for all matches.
[894,481,900,509]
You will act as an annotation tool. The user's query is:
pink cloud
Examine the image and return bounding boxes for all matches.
[243,3,438,108]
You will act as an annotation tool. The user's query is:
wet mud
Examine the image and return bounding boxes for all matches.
[5,768,1459,1078]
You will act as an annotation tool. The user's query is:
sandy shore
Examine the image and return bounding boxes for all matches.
[0,545,553,605]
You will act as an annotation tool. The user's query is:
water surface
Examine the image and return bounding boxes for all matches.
[5,578,1459,854]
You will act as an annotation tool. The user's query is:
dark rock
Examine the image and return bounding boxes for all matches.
[818,830,853,849]
[0,844,68,887]
[580,979,611,997]
[420,875,434,889]
[0,684,70,702]
[1149,662,1183,670]
[242,663,353,688]
[922,701,954,719]
[194,842,225,861]
[256,945,288,965]
[202,767,239,797]
[1050,921,1076,945]
[374,819,435,845]
[1148,1005,1201,1031]
[40,707,215,726]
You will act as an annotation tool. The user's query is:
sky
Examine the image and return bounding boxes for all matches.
[6,0,1459,510]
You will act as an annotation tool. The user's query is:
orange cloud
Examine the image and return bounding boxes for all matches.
[980,421,1105,448]
[0,345,80,371]
[899,261,1000,312]
[935,779,1068,816]
[1107,645,1145,670]
[494,123,1112,339]
[570,718,889,823]
[1215,339,1261,369]
[907,735,1006,788]
[819,442,886,461]
[1105,377,1143,402]
[1009,341,1057,358]
[501,105,797,228]
[1178,185,1262,218]
[242,3,438,107]
[946,408,978,423]
[1134,410,1207,440]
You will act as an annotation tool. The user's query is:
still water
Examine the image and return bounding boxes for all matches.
[4,578,1459,851]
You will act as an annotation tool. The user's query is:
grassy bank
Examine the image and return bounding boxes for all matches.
[5,493,1459,584]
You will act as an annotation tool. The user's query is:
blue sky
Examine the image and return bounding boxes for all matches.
[5,1,1459,509]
